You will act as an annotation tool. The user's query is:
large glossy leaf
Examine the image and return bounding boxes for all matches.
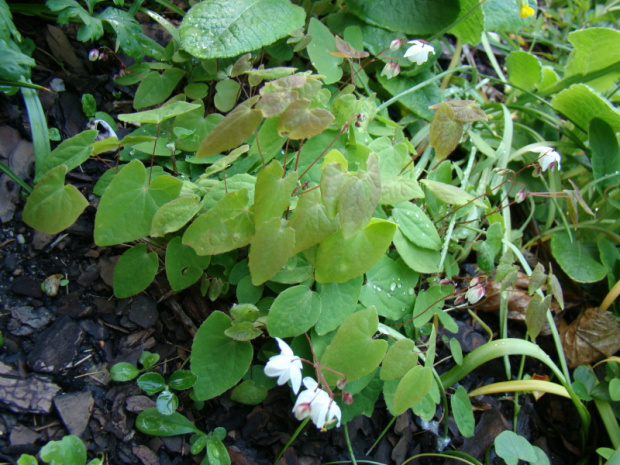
[196,97,262,158]
[266,285,321,338]
[315,219,398,283]
[288,188,340,254]
[94,160,182,246]
[277,98,335,140]
[359,256,419,320]
[113,244,159,298]
[450,0,484,45]
[550,231,606,283]
[180,0,305,59]
[23,165,88,234]
[192,311,253,400]
[315,276,363,335]
[248,218,296,285]
[35,130,97,182]
[183,189,254,256]
[564,27,620,92]
[253,160,298,225]
[320,306,388,385]
[165,237,211,292]
[307,17,342,84]
[552,84,620,133]
[346,0,459,35]
[136,409,201,436]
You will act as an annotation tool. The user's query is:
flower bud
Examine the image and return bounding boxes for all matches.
[342,392,354,405]
[515,189,527,203]
[389,38,404,51]
[380,62,400,80]
[88,49,99,61]
[336,378,347,390]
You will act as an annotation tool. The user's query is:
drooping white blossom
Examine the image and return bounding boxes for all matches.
[380,62,400,80]
[292,377,341,429]
[530,146,561,172]
[264,337,303,394]
[403,40,435,66]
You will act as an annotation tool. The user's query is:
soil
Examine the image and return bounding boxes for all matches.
[0,10,597,465]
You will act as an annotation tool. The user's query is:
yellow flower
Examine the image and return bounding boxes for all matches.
[519,4,535,18]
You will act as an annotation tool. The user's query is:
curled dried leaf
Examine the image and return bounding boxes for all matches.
[561,307,620,368]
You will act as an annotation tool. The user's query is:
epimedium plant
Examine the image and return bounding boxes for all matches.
[15,0,620,463]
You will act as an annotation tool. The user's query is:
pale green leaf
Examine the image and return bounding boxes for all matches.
[23,165,88,234]
[320,306,388,385]
[277,98,335,140]
[94,160,182,246]
[315,276,363,335]
[253,160,298,225]
[118,101,201,124]
[266,285,321,337]
[393,365,433,414]
[35,130,97,182]
[506,51,542,91]
[380,339,419,381]
[315,219,397,283]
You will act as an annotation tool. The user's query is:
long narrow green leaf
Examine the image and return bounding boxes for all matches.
[21,84,50,179]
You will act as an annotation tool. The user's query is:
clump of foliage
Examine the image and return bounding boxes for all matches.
[3,0,620,463]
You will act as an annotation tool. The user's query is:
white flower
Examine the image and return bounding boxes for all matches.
[264,338,303,394]
[530,146,561,172]
[380,62,400,80]
[465,284,485,305]
[293,377,342,429]
[403,40,435,66]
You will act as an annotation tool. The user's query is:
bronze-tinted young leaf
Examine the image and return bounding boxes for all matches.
[231,53,253,78]
[528,262,546,295]
[525,293,550,340]
[249,217,296,285]
[261,74,322,100]
[429,102,463,162]
[278,99,334,139]
[255,91,298,118]
[196,96,262,158]
[429,100,488,123]
[182,189,254,256]
[328,36,369,58]
[547,271,565,310]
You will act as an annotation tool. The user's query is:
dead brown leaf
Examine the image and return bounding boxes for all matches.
[561,307,620,368]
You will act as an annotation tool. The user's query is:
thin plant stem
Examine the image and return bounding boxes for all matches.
[343,424,358,465]
[376,66,475,112]
[273,418,310,465]
[365,416,396,455]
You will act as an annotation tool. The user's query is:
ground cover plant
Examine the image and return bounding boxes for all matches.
[2,0,620,464]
